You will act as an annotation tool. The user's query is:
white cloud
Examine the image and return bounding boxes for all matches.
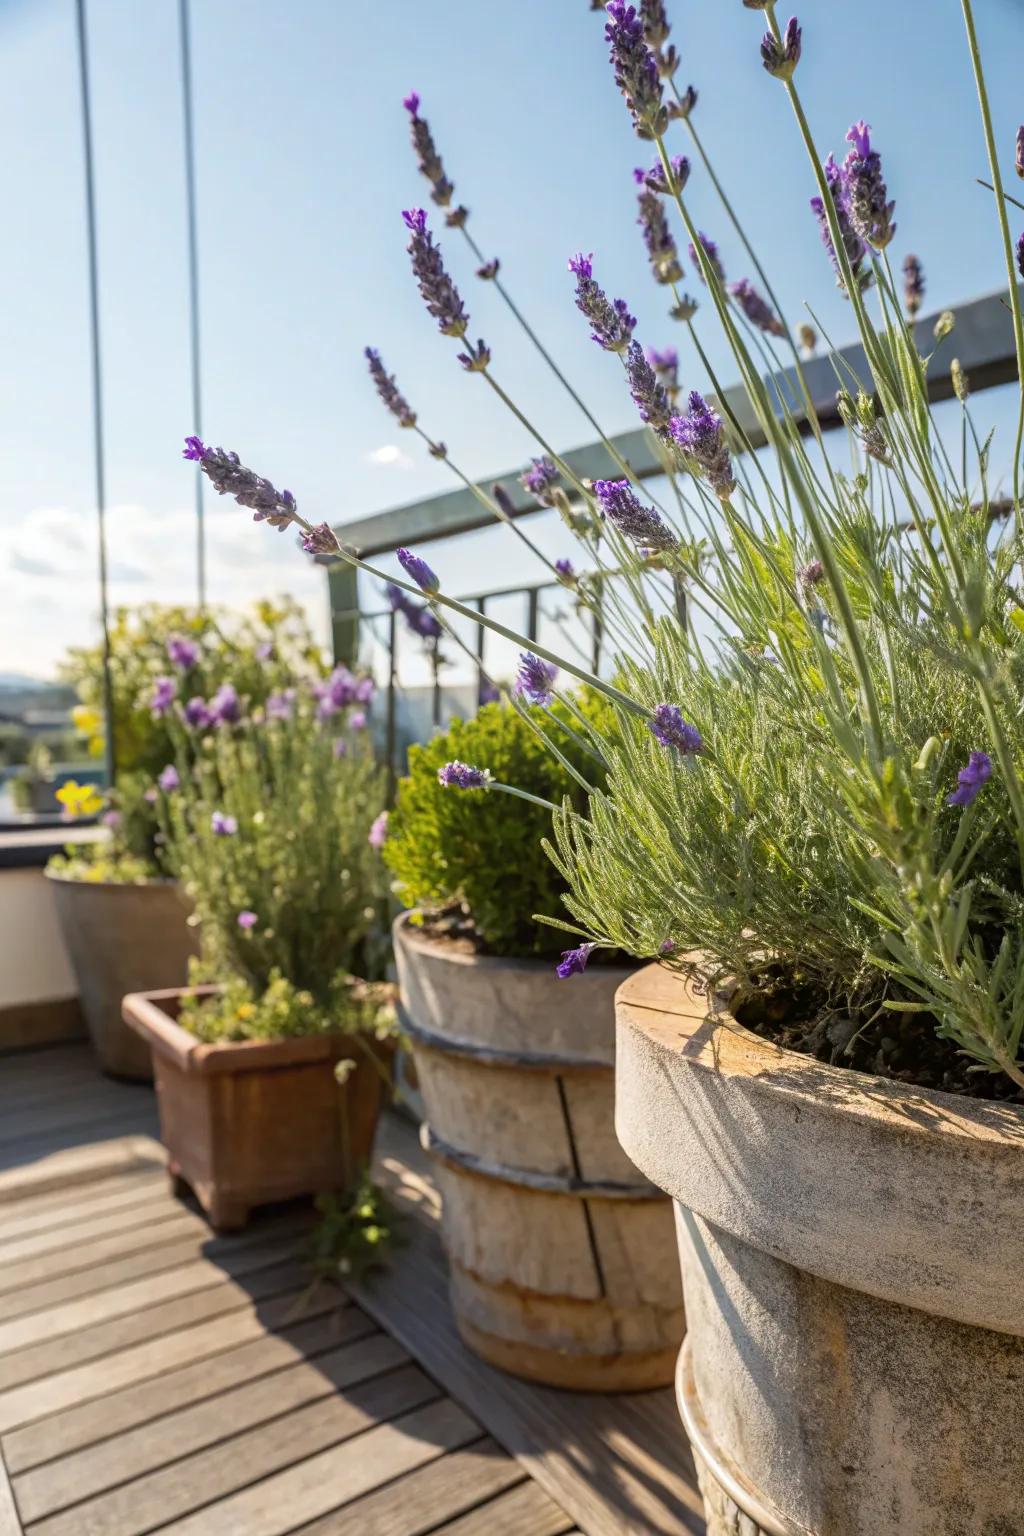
[364,443,413,468]
[0,501,331,676]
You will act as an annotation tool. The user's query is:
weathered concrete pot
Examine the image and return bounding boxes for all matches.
[616,963,1024,1536]
[47,873,198,1080]
[123,986,389,1230]
[394,913,684,1391]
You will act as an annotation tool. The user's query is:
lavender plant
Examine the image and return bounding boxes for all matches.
[186,3,1024,1099]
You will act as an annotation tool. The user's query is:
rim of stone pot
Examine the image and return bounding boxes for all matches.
[45,868,180,891]
[615,962,1024,1336]
[393,908,635,981]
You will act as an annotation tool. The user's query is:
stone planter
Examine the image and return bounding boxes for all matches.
[123,986,389,1230]
[615,963,1024,1536]
[47,873,198,1080]
[394,913,684,1392]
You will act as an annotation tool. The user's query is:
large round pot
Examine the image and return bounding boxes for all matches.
[615,963,1024,1536]
[394,912,684,1392]
[47,874,198,1080]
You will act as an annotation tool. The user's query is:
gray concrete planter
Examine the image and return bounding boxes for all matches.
[47,873,198,1080]
[394,913,684,1391]
[615,963,1024,1536]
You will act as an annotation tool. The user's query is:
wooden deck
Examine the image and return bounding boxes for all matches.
[0,1044,703,1535]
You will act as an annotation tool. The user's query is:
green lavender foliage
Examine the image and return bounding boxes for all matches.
[161,697,389,1010]
[384,699,607,957]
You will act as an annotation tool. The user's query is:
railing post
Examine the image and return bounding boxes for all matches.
[386,610,398,804]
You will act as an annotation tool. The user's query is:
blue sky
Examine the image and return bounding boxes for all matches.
[3,0,1024,675]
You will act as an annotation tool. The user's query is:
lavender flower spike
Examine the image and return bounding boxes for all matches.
[1017,126,1024,181]
[520,457,561,506]
[557,941,597,980]
[569,254,636,352]
[555,558,576,584]
[211,811,238,837]
[397,547,440,594]
[902,255,925,319]
[187,442,299,533]
[594,478,677,550]
[437,760,492,789]
[515,652,558,706]
[646,345,679,398]
[842,121,896,250]
[625,341,673,433]
[729,279,785,338]
[302,522,341,557]
[403,208,468,338]
[1017,233,1024,282]
[605,2,667,138]
[403,92,458,215]
[637,190,682,286]
[810,155,869,294]
[150,676,177,717]
[365,348,416,428]
[761,16,801,80]
[670,392,736,500]
[649,704,703,755]
[799,558,825,588]
[688,232,725,286]
[635,156,689,195]
[946,751,992,808]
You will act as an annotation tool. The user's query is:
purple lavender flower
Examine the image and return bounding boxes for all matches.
[157,764,180,793]
[729,279,785,338]
[1017,233,1024,281]
[637,190,682,285]
[364,347,417,429]
[411,606,443,640]
[556,941,596,979]
[150,676,177,717]
[404,92,457,212]
[166,633,199,669]
[237,910,258,930]
[761,16,801,80]
[842,121,895,250]
[143,786,158,805]
[625,341,673,432]
[902,255,925,319]
[669,293,699,322]
[318,666,358,713]
[646,345,679,397]
[255,642,273,663]
[349,710,367,731]
[182,436,208,460]
[555,558,576,584]
[605,1,667,137]
[520,457,561,506]
[634,155,689,195]
[639,0,669,46]
[302,522,340,557]
[688,232,725,285]
[333,738,348,760]
[515,651,558,706]
[403,208,469,338]
[568,254,637,352]
[368,811,389,850]
[649,703,703,754]
[211,811,238,837]
[1017,126,1024,180]
[478,678,501,706]
[355,676,375,704]
[186,442,299,533]
[476,258,500,280]
[810,155,869,294]
[183,695,212,729]
[397,546,440,594]
[437,760,492,789]
[210,683,241,725]
[102,808,122,830]
[265,689,295,722]
[659,937,675,954]
[594,478,677,550]
[799,558,825,588]
[670,393,736,499]
[946,751,992,808]
[668,83,698,120]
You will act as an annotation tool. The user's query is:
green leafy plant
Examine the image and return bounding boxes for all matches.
[177,967,398,1045]
[384,698,606,958]
[306,1175,402,1281]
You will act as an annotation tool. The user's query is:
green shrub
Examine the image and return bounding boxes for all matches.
[384,699,606,958]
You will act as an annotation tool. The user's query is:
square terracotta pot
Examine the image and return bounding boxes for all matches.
[122,986,389,1230]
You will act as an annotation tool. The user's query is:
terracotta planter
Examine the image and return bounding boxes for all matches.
[122,986,388,1230]
[615,963,1024,1536]
[394,913,684,1392]
[47,873,198,1080]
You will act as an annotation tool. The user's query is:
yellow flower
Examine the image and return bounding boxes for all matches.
[235,1003,257,1022]
[72,705,102,737]
[55,781,104,819]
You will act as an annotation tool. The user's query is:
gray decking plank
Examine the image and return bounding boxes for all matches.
[15,1331,407,1524]
[290,1435,524,1536]
[432,1478,577,1536]
[0,1172,165,1244]
[0,1211,203,1297]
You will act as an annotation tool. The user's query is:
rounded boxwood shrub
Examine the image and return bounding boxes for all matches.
[384,699,604,958]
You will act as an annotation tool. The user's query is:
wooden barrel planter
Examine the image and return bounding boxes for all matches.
[47,873,198,1081]
[394,913,684,1392]
[616,963,1024,1536]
